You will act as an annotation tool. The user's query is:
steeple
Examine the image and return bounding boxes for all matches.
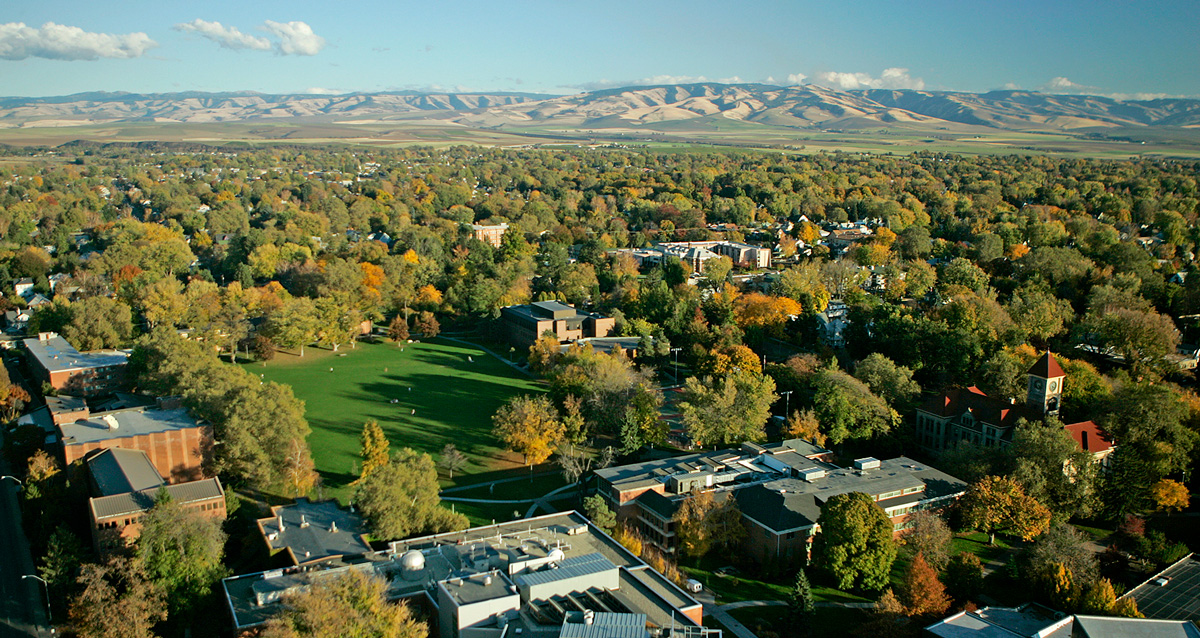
[1027,351,1065,415]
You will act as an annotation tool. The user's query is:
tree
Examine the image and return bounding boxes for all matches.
[492,395,565,465]
[853,353,921,411]
[673,490,717,559]
[672,490,746,560]
[900,510,953,571]
[387,315,409,344]
[783,409,826,447]
[354,447,468,540]
[136,489,228,616]
[39,525,84,601]
[940,257,989,292]
[1080,578,1118,615]
[810,369,897,444]
[1019,522,1099,602]
[1007,418,1096,518]
[1150,479,1189,513]
[583,494,616,534]
[678,370,775,447]
[960,475,1052,544]
[412,311,440,338]
[69,557,166,638]
[775,262,830,313]
[812,492,897,591]
[264,297,319,356]
[944,552,983,603]
[438,443,467,479]
[528,334,562,374]
[789,569,815,638]
[1084,306,1180,375]
[359,421,390,481]
[901,552,951,617]
[260,569,426,638]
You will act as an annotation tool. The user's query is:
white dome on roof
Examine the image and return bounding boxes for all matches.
[401,549,425,571]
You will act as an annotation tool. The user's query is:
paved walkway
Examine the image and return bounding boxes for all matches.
[439,336,534,378]
[697,597,876,638]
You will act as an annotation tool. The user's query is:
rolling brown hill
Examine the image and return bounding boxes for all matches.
[1,84,1198,136]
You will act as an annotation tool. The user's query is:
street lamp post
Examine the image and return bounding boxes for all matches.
[22,574,51,627]
[780,390,793,419]
[0,475,22,486]
[670,347,681,382]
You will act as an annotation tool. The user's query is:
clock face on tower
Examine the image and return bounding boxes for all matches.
[1033,379,1044,391]
[1048,380,1058,392]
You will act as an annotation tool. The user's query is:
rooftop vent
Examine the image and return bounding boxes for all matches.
[329,521,338,534]
[799,468,827,482]
[854,458,881,471]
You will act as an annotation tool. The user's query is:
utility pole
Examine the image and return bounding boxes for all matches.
[779,390,793,419]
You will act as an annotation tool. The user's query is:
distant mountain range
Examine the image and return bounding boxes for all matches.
[2,83,1199,135]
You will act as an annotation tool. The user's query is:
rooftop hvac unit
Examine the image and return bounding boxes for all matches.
[853,458,881,471]
[799,467,827,482]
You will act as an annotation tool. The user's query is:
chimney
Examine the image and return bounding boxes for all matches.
[278,515,285,532]
[1081,431,1089,451]
[300,514,309,528]
[330,521,338,533]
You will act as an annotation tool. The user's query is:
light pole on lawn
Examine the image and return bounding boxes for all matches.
[670,348,682,382]
[23,574,51,628]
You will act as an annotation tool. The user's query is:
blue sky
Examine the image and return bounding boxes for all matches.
[1,0,1196,98]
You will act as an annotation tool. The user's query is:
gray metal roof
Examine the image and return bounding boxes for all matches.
[257,498,372,564]
[514,553,616,589]
[1074,616,1200,638]
[59,407,203,446]
[560,613,648,638]
[87,448,165,496]
[89,477,223,520]
[24,334,128,374]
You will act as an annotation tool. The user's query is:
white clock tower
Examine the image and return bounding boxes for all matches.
[1026,351,1065,415]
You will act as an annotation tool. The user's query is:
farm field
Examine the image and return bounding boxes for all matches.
[245,337,543,502]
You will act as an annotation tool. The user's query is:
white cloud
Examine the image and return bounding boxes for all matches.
[303,87,343,95]
[1042,76,1091,93]
[816,67,924,90]
[0,22,156,60]
[261,20,326,56]
[572,75,746,91]
[786,73,807,85]
[174,19,270,50]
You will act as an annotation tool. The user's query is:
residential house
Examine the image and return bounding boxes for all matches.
[500,301,615,349]
[594,440,965,565]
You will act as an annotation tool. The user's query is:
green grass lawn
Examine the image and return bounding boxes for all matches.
[246,338,543,502]
[952,532,1013,563]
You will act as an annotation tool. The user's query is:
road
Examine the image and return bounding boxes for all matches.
[0,431,50,638]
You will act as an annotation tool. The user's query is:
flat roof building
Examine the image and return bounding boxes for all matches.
[501,301,615,350]
[222,511,715,638]
[925,602,1200,638]
[256,498,372,566]
[24,332,129,396]
[595,440,965,565]
[59,406,212,482]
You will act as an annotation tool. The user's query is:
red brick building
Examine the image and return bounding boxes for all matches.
[59,406,212,482]
[24,333,129,397]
